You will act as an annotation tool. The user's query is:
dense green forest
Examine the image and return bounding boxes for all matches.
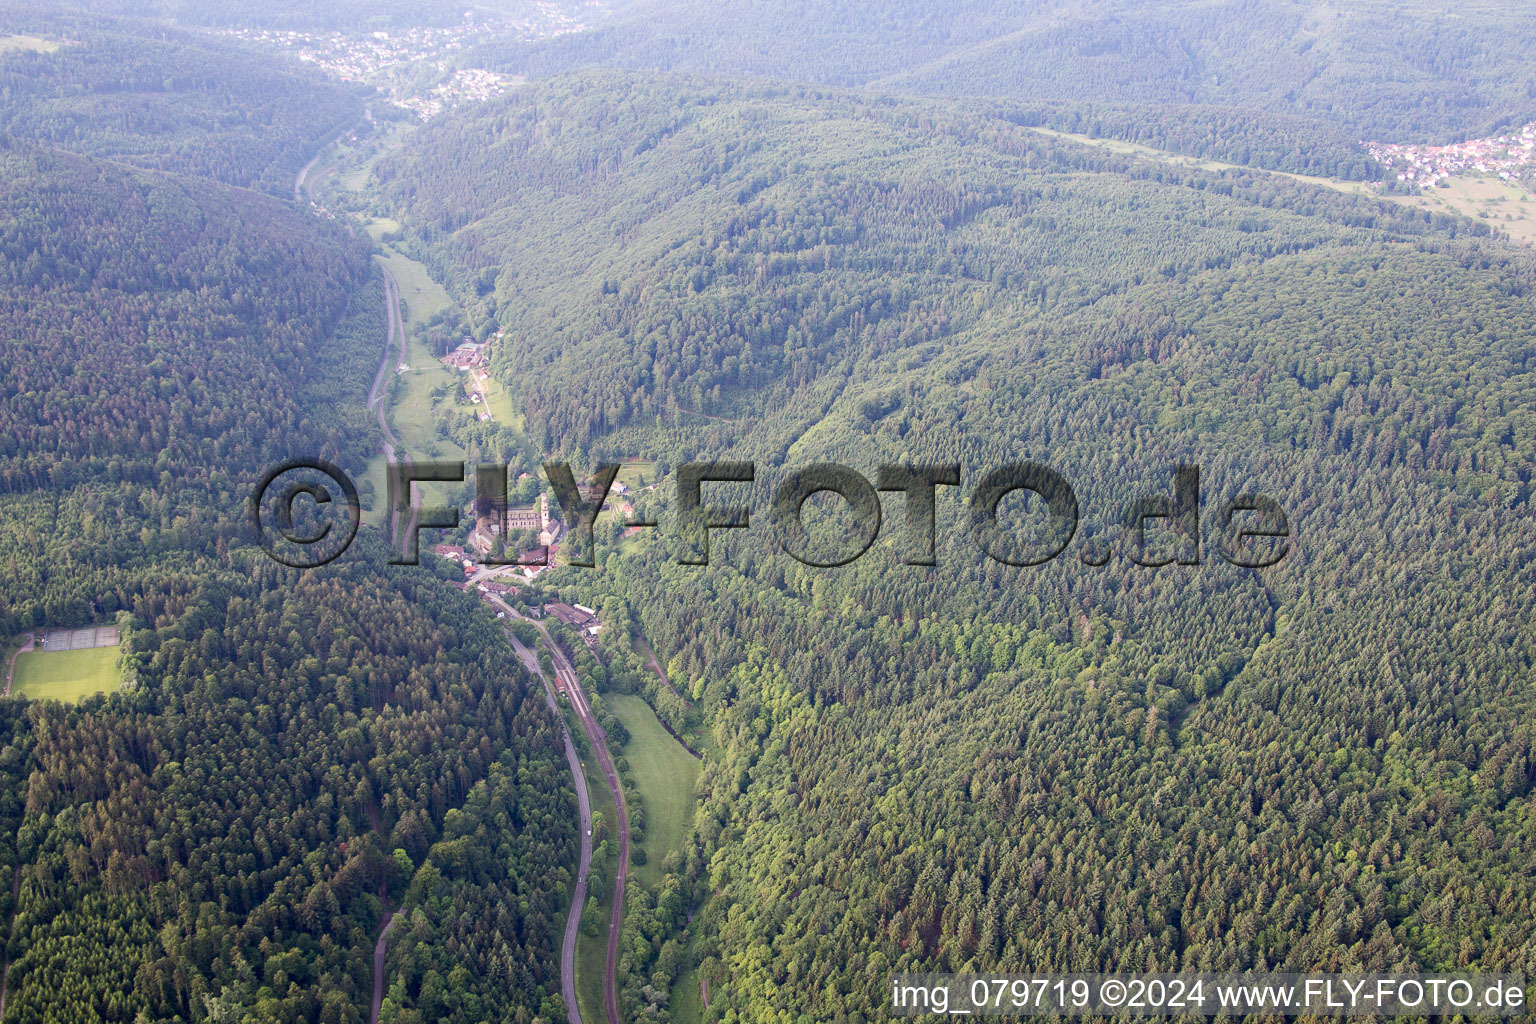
[0,19,581,1021]
[377,74,1536,1022]
[5,554,573,1024]
[0,11,361,194]
[0,139,375,634]
[5,3,1536,1022]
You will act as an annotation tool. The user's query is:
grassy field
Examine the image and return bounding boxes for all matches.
[616,460,659,491]
[480,372,517,424]
[372,246,470,468]
[376,247,451,326]
[1402,176,1536,245]
[1032,129,1536,248]
[359,452,390,528]
[11,647,119,701]
[609,694,701,891]
[1030,127,1374,197]
[337,126,415,193]
[363,216,403,242]
[672,955,706,1023]
[0,34,59,53]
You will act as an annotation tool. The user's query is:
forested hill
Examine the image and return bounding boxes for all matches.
[0,138,381,633]
[378,74,1536,1021]
[476,0,1536,145]
[1,555,576,1023]
[0,11,362,193]
[376,73,1492,462]
[0,44,580,1024]
[0,141,370,492]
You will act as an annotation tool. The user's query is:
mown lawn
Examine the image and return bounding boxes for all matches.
[12,647,119,702]
[609,694,701,891]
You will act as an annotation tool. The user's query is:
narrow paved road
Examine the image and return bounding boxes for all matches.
[494,599,629,1024]
[3,632,33,696]
[294,150,322,201]
[370,910,397,1024]
[504,622,592,1024]
[293,131,347,202]
[547,628,628,1024]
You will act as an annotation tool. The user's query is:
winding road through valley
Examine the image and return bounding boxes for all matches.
[362,272,415,1024]
[506,625,593,1024]
[491,597,629,1024]
[340,134,606,1022]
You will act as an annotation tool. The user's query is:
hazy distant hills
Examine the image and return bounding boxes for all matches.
[478,0,1536,142]
[0,11,362,193]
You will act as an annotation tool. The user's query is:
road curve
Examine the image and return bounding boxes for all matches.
[293,131,347,203]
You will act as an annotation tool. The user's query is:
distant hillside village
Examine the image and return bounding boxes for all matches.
[219,6,592,121]
[1369,122,1536,190]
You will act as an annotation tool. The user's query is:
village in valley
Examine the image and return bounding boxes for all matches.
[218,3,602,121]
[1358,121,1536,246]
[432,331,650,598]
[1368,121,1536,190]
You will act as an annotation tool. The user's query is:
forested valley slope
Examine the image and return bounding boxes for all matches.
[0,17,578,1024]
[375,73,1536,1022]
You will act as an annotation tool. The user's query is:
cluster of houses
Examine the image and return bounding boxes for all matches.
[1369,122,1536,190]
[220,8,591,122]
[429,471,652,587]
[442,336,504,422]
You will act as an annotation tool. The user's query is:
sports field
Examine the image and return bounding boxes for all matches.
[12,647,120,701]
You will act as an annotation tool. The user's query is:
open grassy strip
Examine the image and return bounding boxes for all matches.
[608,694,700,891]
[11,647,120,702]
[0,34,59,54]
[670,946,706,1024]
[614,460,658,491]
[372,248,470,465]
[1032,129,1536,247]
[1029,127,1376,195]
